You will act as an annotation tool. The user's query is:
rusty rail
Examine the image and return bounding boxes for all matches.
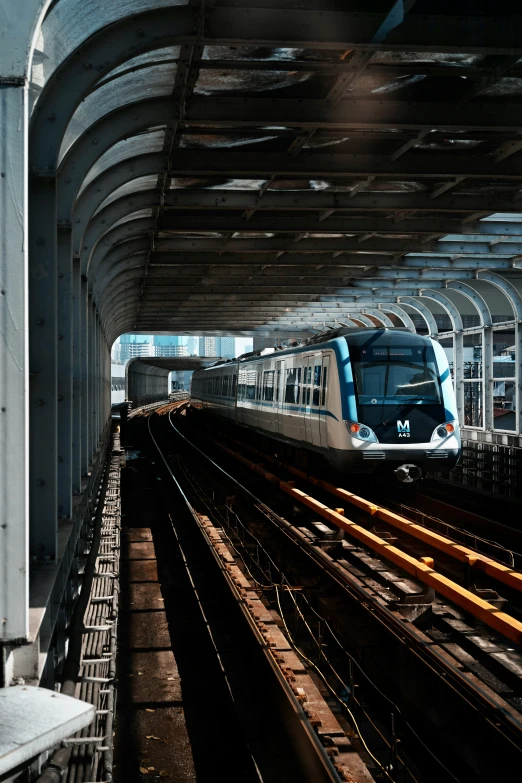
[217,443,522,648]
[227,440,522,596]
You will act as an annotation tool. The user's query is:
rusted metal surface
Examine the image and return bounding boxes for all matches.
[228,438,522,594]
[116,474,197,783]
[146,415,375,783]
[196,513,374,783]
[218,439,522,646]
[162,410,522,780]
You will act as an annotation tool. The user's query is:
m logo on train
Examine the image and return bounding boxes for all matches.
[397,420,410,437]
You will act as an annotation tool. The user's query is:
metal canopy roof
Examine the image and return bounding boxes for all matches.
[30,1,522,341]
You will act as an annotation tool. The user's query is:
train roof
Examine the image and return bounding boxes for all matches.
[194,327,434,372]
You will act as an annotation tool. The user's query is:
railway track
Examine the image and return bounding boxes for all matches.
[116,404,373,783]
[216,436,522,617]
[157,405,522,782]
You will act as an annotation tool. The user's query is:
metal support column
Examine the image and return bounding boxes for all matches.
[80,279,89,476]
[29,175,58,560]
[57,227,72,518]
[0,84,29,639]
[72,258,81,492]
[516,322,522,436]
[454,331,464,426]
[483,326,494,431]
[89,298,96,461]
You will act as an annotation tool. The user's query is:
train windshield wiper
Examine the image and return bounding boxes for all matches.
[380,401,414,428]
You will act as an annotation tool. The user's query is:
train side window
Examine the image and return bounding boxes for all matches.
[263,370,275,401]
[321,366,328,406]
[232,374,237,397]
[275,369,281,402]
[284,369,294,403]
[303,365,312,405]
[313,365,322,405]
[285,368,301,404]
[246,367,256,400]
[238,367,247,399]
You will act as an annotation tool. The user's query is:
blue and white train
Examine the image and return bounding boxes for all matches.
[191,328,461,483]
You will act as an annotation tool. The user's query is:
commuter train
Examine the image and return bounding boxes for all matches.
[190,328,461,483]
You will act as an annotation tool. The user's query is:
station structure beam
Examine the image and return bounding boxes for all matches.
[3,0,522,704]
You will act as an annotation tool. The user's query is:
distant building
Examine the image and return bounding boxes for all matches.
[216,336,236,359]
[153,336,190,357]
[199,336,217,356]
[115,334,152,363]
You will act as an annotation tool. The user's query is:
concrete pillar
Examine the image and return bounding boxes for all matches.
[29,175,58,560]
[72,259,81,492]
[0,84,29,639]
[57,227,72,518]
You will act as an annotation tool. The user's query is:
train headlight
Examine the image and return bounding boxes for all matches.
[431,421,456,441]
[344,421,378,443]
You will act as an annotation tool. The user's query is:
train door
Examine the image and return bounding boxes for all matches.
[275,360,285,434]
[302,357,314,443]
[319,354,330,448]
[309,355,322,446]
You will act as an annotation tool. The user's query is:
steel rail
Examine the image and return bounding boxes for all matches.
[147,414,352,783]
[213,443,522,648]
[223,439,522,595]
[166,411,522,753]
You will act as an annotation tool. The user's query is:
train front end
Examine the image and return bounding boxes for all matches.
[340,330,460,483]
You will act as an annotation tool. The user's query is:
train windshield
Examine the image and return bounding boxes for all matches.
[349,343,442,405]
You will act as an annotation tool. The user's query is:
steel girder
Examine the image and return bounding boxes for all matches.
[163,188,522,215]
[164,149,522,180]
[179,97,522,134]
[156,214,482,235]
[165,149,522,180]
[36,6,522,172]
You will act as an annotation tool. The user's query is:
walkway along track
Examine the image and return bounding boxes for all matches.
[117,405,374,783]
[164,407,522,782]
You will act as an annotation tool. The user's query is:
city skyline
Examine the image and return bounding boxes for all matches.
[113,334,252,364]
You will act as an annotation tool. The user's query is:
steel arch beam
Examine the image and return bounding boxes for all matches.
[92,244,150,296]
[445,281,492,327]
[72,153,166,257]
[80,190,158,272]
[99,274,146,316]
[94,255,149,301]
[417,290,464,333]
[90,224,153,284]
[476,272,522,322]
[30,8,197,169]
[417,289,465,423]
[376,304,417,331]
[397,296,439,337]
[362,309,394,327]
[57,97,172,220]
